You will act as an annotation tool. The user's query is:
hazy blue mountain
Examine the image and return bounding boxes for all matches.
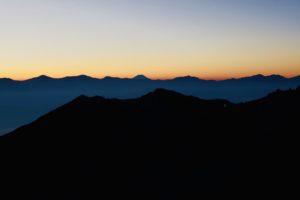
[26,75,53,81]
[0,77,15,83]
[291,75,300,81]
[0,74,300,134]
[133,74,150,80]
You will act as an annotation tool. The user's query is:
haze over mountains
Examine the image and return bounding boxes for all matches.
[1,87,299,199]
[1,74,300,134]
[2,74,300,99]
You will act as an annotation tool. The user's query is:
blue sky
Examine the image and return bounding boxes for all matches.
[1,0,300,79]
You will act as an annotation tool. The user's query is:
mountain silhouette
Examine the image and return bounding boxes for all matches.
[0,78,16,88]
[1,73,300,135]
[172,75,202,81]
[0,77,14,83]
[1,87,299,199]
[25,75,54,82]
[133,74,150,80]
[63,74,97,81]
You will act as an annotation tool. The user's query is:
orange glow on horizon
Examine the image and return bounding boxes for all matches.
[5,70,300,82]
[1,0,300,82]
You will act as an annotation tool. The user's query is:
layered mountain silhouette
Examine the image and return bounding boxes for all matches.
[1,74,300,134]
[133,74,150,80]
[1,87,299,199]
[2,74,300,96]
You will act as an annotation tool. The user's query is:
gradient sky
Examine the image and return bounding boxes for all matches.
[1,0,300,80]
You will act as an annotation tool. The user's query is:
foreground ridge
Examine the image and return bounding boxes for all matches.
[1,88,299,198]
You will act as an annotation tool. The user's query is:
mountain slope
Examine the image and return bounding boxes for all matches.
[1,88,299,199]
[1,74,300,134]
[133,74,150,80]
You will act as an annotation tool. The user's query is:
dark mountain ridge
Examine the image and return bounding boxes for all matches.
[2,73,298,85]
[2,74,299,100]
[1,87,299,199]
[4,73,299,134]
[133,74,150,80]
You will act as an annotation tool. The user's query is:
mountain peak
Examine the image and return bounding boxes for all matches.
[74,75,90,78]
[103,76,120,80]
[0,77,13,81]
[248,74,265,79]
[141,88,186,100]
[133,75,149,80]
[266,74,286,80]
[255,74,265,77]
[0,78,15,85]
[28,75,53,81]
[173,76,200,81]
[239,74,287,81]
[64,75,93,80]
[37,75,52,79]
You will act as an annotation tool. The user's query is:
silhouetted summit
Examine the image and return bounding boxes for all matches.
[27,75,54,82]
[103,75,122,80]
[0,77,14,82]
[133,74,149,80]
[36,75,53,79]
[0,78,15,84]
[227,74,287,82]
[1,88,299,199]
[267,74,286,80]
[141,88,190,99]
[63,75,96,80]
[172,75,201,81]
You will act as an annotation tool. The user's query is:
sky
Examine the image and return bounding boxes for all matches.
[0,0,300,80]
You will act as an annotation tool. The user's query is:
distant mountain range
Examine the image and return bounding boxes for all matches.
[1,87,299,199]
[2,74,300,91]
[2,74,300,100]
[1,74,300,134]
[2,73,300,83]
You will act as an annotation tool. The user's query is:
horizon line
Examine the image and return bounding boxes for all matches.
[1,73,299,82]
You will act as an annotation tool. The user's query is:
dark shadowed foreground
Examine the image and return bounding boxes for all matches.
[1,87,299,199]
